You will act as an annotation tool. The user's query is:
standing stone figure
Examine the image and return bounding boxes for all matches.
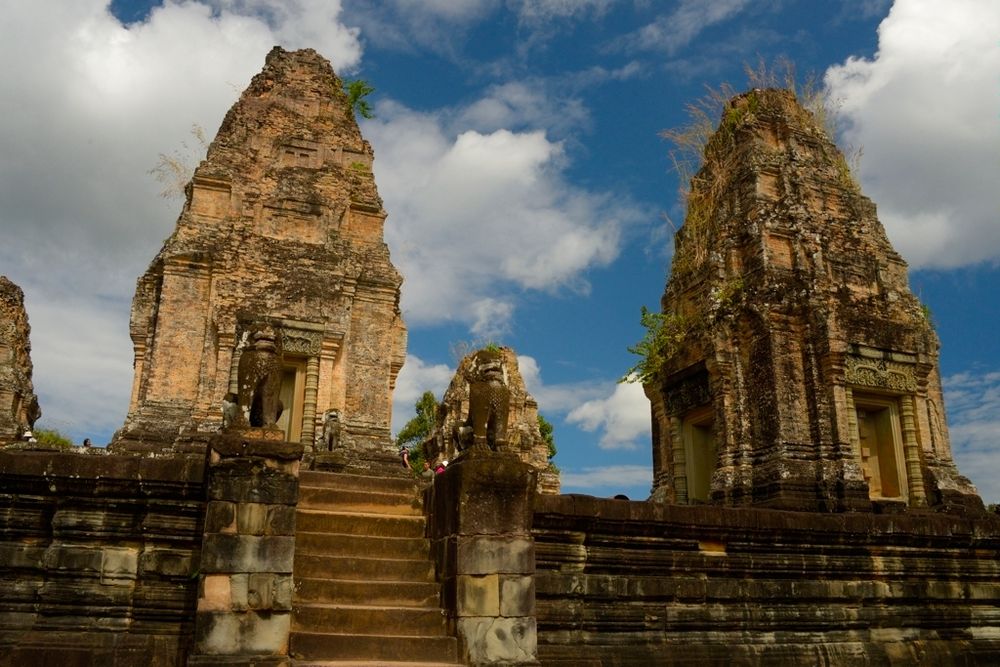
[237,324,283,428]
[318,409,342,451]
[463,350,510,452]
[221,393,241,430]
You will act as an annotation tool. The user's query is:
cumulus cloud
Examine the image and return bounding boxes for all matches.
[514,0,614,24]
[613,0,750,54]
[825,0,1000,268]
[566,380,650,449]
[0,0,362,440]
[342,0,497,56]
[517,355,609,414]
[390,354,454,433]
[561,464,652,495]
[366,97,636,334]
[944,369,1000,504]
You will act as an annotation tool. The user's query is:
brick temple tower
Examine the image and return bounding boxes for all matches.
[116,48,407,461]
[646,89,981,512]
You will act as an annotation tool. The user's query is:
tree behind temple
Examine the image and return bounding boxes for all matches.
[396,390,438,472]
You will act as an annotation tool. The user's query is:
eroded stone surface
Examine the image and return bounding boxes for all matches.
[116,47,406,465]
[646,89,981,512]
[427,347,559,493]
[0,277,39,442]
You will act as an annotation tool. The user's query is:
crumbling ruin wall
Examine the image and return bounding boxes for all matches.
[0,448,206,666]
[533,495,1000,665]
[0,277,39,442]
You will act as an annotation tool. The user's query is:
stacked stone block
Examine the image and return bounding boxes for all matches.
[190,431,301,665]
[427,449,539,665]
[0,448,205,665]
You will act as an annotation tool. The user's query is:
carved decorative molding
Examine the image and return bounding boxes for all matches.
[282,329,323,357]
[664,371,711,416]
[845,355,917,393]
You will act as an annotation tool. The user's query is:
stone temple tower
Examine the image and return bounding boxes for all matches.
[116,48,407,462]
[646,89,981,512]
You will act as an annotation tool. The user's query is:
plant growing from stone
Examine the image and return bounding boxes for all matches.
[344,79,375,120]
[622,306,689,385]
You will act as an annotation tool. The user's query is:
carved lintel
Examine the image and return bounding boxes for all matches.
[845,355,917,393]
[663,370,711,416]
[282,330,323,357]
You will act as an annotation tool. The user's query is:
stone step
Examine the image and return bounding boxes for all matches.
[296,532,429,560]
[298,487,423,515]
[293,662,458,666]
[290,631,458,663]
[300,470,419,495]
[296,577,439,608]
[295,554,435,582]
[296,509,426,538]
[293,603,449,636]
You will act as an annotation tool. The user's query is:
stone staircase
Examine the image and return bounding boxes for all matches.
[290,470,459,666]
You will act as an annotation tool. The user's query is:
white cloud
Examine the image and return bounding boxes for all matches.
[944,369,1000,504]
[367,97,635,332]
[825,0,1000,268]
[342,0,497,56]
[616,0,750,54]
[517,355,609,414]
[561,464,652,494]
[515,0,614,24]
[456,81,591,136]
[566,380,650,449]
[391,354,454,433]
[0,0,362,440]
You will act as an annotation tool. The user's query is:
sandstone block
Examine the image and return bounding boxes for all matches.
[43,544,103,573]
[458,616,537,665]
[139,547,195,577]
[457,536,534,575]
[101,546,139,581]
[194,609,291,655]
[458,574,500,617]
[205,501,237,533]
[199,535,295,574]
[500,575,535,617]
[199,574,232,612]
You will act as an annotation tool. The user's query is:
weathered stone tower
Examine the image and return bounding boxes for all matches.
[117,48,406,460]
[647,89,981,512]
[0,276,40,442]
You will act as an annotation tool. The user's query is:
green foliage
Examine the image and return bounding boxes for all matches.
[397,390,438,475]
[537,414,556,460]
[483,341,502,353]
[622,306,690,385]
[344,79,375,120]
[920,302,935,327]
[34,429,73,448]
[396,390,438,448]
[714,278,744,314]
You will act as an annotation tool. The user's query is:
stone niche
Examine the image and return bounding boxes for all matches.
[426,347,560,494]
[646,89,982,513]
[0,276,40,442]
[114,47,407,466]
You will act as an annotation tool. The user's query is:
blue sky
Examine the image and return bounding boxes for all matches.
[1,1,998,502]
